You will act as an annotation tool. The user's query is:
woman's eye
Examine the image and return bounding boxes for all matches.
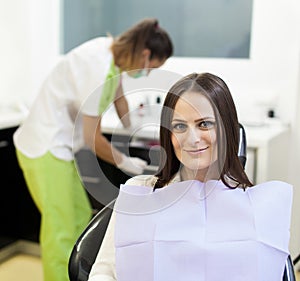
[172,123,187,132]
[199,120,215,129]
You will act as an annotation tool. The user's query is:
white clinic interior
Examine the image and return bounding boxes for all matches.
[1,0,300,277]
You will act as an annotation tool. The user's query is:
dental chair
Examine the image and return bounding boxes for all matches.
[68,199,114,281]
[68,124,296,281]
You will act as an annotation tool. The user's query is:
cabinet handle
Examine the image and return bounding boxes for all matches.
[113,142,126,147]
[0,140,9,148]
[81,176,101,184]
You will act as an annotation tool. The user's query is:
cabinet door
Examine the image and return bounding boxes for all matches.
[75,147,122,211]
[75,134,160,211]
[0,127,40,246]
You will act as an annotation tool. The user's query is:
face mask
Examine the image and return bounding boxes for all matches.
[132,56,150,79]
[132,68,148,79]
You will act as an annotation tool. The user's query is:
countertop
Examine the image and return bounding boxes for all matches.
[0,109,28,130]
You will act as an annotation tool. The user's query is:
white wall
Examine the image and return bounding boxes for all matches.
[27,0,61,105]
[1,0,300,260]
[0,0,60,107]
[0,1,31,106]
[288,53,300,261]
[162,0,300,126]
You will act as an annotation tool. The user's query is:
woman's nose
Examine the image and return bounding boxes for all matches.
[187,127,201,144]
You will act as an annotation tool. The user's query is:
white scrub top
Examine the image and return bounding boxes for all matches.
[14,37,120,160]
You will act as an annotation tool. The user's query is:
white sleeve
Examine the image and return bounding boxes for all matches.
[124,174,158,187]
[88,175,157,281]
[88,212,117,281]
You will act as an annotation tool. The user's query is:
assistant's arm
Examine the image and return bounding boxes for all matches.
[83,114,147,174]
[113,83,131,128]
[83,114,123,166]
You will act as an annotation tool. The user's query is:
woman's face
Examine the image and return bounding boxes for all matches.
[170,91,218,179]
[128,49,166,78]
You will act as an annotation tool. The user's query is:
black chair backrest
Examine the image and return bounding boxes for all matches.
[238,124,247,169]
[283,255,296,281]
[68,124,296,281]
[68,200,114,281]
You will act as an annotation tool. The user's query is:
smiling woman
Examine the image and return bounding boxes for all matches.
[87,72,293,281]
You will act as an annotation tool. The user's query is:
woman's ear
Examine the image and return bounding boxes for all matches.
[141,48,151,58]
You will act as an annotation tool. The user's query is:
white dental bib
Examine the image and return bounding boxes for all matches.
[114,180,292,281]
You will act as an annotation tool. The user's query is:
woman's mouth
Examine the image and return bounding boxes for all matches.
[184,147,209,155]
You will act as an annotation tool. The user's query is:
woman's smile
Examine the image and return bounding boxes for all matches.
[184,146,209,155]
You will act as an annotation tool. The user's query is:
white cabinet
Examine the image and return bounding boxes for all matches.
[245,125,290,184]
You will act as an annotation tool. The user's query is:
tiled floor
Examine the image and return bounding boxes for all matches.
[0,254,300,280]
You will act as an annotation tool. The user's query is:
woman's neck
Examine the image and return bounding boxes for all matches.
[180,165,220,182]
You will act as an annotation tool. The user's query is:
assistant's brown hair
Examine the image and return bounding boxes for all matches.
[154,73,253,190]
[111,18,173,71]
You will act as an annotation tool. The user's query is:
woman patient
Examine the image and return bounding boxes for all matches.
[88,72,293,281]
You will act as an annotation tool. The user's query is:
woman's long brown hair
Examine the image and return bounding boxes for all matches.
[154,73,253,190]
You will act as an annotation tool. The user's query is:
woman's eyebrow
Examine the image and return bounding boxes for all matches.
[194,117,215,122]
[172,116,215,122]
[171,118,187,122]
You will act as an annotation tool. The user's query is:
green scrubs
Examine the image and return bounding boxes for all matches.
[99,60,121,114]
[16,150,92,281]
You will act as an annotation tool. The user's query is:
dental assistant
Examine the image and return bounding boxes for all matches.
[13,18,173,281]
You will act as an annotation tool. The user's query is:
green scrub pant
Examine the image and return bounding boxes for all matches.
[16,150,92,281]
